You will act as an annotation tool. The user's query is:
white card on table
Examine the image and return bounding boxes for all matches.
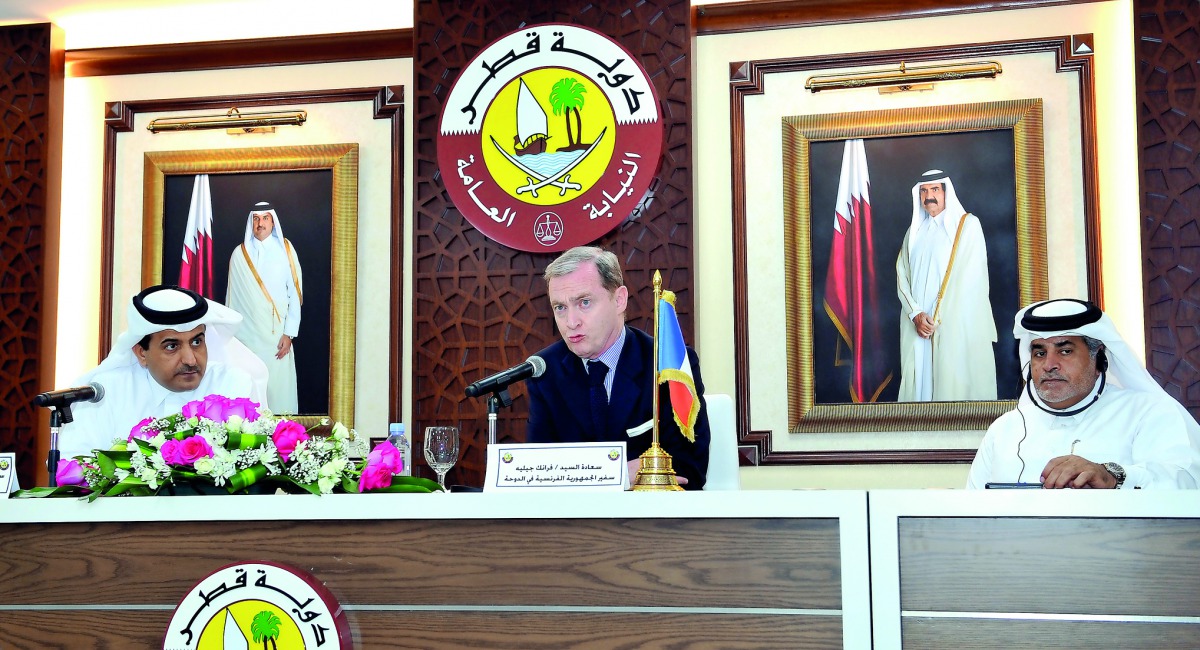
[484,442,626,492]
[0,452,16,495]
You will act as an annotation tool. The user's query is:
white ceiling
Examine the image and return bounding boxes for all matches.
[0,0,740,50]
[0,0,416,49]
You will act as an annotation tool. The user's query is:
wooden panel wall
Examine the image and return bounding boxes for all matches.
[0,24,61,489]
[898,516,1200,646]
[0,516,843,648]
[1138,0,1200,419]
[413,0,695,487]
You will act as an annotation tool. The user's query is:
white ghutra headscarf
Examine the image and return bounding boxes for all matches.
[82,285,268,396]
[908,168,969,255]
[1014,299,1198,434]
[244,201,288,263]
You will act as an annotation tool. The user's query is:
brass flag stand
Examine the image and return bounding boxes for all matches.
[632,271,684,492]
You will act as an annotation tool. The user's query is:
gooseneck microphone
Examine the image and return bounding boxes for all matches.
[465,356,546,398]
[33,382,105,408]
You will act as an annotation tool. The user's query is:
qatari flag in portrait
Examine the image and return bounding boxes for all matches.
[178,174,215,298]
[824,139,890,402]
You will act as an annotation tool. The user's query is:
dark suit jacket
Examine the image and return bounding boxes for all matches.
[525,326,711,489]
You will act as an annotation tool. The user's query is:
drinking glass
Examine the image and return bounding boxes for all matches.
[423,426,460,491]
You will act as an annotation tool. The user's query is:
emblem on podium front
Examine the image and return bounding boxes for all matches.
[438,23,664,252]
[163,562,350,649]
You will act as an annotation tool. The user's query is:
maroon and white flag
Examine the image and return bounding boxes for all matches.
[178,174,214,298]
[824,140,891,402]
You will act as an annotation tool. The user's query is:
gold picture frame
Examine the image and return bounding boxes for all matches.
[141,143,359,427]
[782,100,1048,433]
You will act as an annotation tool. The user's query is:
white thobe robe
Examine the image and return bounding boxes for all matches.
[967,383,1200,489]
[226,238,302,413]
[896,213,997,401]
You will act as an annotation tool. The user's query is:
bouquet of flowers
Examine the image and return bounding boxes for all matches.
[16,394,439,499]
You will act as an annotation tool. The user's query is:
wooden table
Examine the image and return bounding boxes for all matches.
[868,490,1200,649]
[0,491,871,649]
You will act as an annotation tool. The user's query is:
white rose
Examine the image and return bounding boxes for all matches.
[193,456,215,474]
[320,457,348,478]
[331,422,349,440]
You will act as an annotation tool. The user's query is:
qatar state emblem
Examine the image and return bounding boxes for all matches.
[438,23,663,252]
[163,562,350,650]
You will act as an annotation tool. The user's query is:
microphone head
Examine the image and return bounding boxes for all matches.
[527,355,546,378]
[88,381,105,403]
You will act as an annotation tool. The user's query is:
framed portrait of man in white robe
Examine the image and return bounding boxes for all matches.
[139,144,359,426]
[728,35,1101,462]
[782,101,1049,431]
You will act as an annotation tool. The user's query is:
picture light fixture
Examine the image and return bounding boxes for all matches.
[806,60,1003,93]
[147,107,307,134]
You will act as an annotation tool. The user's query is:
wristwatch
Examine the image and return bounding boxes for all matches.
[1102,462,1126,489]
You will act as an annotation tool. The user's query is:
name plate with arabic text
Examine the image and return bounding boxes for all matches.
[484,442,626,492]
[0,453,14,495]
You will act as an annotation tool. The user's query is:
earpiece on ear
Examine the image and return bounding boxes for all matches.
[1097,346,1109,373]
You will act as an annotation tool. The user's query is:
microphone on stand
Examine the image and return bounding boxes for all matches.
[33,382,104,487]
[465,356,546,448]
[464,356,546,398]
[34,383,105,409]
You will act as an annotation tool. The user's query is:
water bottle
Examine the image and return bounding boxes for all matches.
[387,423,411,476]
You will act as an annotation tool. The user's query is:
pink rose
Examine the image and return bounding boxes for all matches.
[128,417,156,442]
[159,436,212,466]
[55,459,87,487]
[367,440,404,474]
[182,394,259,423]
[159,439,186,465]
[357,462,394,491]
[178,436,214,464]
[272,420,309,462]
[224,397,261,422]
[181,396,218,421]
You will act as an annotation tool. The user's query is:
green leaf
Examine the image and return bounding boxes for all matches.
[228,465,269,492]
[226,432,270,450]
[104,475,150,497]
[94,449,135,476]
[346,475,440,494]
[10,486,90,499]
[370,483,438,493]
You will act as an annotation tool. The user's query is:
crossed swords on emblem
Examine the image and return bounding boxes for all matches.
[488,127,607,198]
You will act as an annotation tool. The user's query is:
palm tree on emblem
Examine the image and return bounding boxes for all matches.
[251,610,282,650]
[548,77,590,153]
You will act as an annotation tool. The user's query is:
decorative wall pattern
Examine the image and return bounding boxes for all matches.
[0,24,52,488]
[1138,0,1200,418]
[414,0,694,486]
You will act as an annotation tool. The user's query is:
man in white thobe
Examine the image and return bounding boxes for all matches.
[967,299,1200,488]
[896,169,997,401]
[59,285,268,458]
[226,201,303,413]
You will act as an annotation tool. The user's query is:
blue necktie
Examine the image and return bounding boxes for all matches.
[587,360,609,437]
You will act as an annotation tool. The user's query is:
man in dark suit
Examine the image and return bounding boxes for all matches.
[525,246,711,489]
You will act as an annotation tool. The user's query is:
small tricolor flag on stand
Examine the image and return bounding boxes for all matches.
[656,290,699,442]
